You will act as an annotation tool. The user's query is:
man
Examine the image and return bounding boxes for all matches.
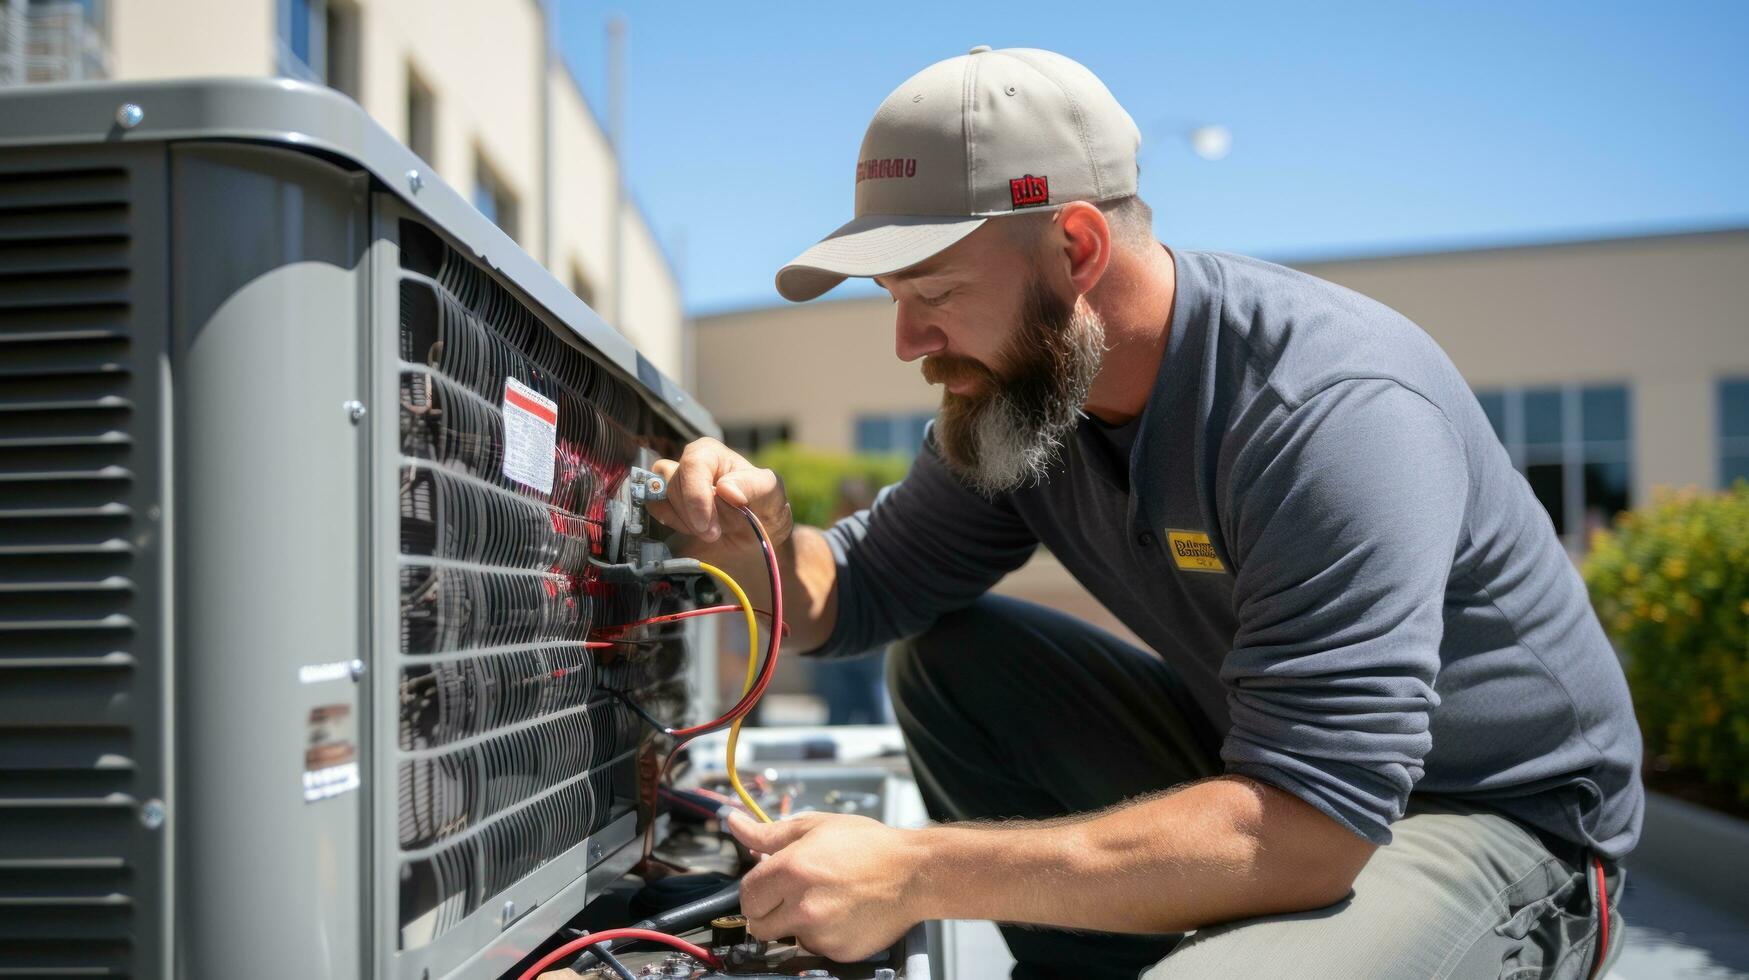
[648,47,1642,979]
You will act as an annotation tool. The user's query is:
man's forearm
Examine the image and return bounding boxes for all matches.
[907,776,1375,934]
[772,526,838,652]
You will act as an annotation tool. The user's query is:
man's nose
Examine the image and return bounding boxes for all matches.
[893,303,947,363]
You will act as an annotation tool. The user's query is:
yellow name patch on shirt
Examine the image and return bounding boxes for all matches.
[1166,529,1226,573]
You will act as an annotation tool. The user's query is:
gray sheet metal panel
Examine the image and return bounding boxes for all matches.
[368,185,401,980]
[0,142,171,978]
[170,140,371,979]
[0,76,717,441]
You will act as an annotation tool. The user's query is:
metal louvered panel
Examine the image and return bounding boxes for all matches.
[0,154,166,977]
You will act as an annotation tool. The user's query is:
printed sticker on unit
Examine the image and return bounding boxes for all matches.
[303,704,361,803]
[501,377,557,494]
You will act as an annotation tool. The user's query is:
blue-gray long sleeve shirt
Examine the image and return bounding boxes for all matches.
[813,247,1644,859]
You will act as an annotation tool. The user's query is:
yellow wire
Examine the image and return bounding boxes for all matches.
[694,562,772,823]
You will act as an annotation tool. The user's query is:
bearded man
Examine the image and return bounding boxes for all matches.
[647,46,1642,980]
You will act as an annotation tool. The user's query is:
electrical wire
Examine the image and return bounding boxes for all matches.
[659,787,732,820]
[594,603,788,637]
[694,560,770,823]
[567,881,743,973]
[713,506,783,824]
[636,502,788,861]
[516,928,720,980]
[587,943,634,980]
[668,506,784,738]
[1588,855,1611,980]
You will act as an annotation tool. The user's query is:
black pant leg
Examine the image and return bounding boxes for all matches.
[885,594,1222,980]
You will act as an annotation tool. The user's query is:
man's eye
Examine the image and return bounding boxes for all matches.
[919,291,951,306]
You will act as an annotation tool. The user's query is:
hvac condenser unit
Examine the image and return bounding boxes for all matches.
[0,78,717,978]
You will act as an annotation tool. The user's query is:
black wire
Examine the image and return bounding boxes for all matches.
[569,882,744,972]
[587,942,635,980]
[604,685,674,735]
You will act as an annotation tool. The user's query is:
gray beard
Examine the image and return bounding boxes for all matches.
[935,299,1106,497]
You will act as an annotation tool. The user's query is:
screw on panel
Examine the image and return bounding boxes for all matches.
[344,400,367,423]
[348,659,366,681]
[406,169,423,193]
[588,841,605,864]
[115,103,144,129]
[139,799,166,830]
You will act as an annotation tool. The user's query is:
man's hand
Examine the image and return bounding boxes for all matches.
[646,438,794,560]
[644,438,843,652]
[726,810,928,961]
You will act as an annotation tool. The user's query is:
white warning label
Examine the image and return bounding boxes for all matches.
[501,377,557,494]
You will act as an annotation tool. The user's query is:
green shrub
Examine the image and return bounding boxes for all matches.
[1582,483,1749,800]
[751,443,910,529]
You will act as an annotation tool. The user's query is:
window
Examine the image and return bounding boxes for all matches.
[323,0,358,97]
[276,0,357,95]
[1721,378,1749,488]
[281,0,315,77]
[406,67,436,164]
[570,264,598,310]
[854,412,935,458]
[720,422,791,456]
[3,0,109,83]
[473,154,520,243]
[1473,384,1632,548]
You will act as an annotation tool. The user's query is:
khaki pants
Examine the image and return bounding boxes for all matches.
[885,595,1624,980]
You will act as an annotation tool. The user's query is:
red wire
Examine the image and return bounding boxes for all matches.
[1589,856,1610,979]
[639,504,786,861]
[593,603,789,637]
[668,505,783,738]
[516,927,720,980]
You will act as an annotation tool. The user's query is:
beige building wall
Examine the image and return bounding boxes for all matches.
[697,295,935,451]
[548,70,616,319]
[110,2,274,79]
[351,0,547,266]
[1293,229,1749,500]
[104,0,686,380]
[618,210,684,378]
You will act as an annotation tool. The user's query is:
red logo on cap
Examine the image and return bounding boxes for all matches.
[1009,174,1049,208]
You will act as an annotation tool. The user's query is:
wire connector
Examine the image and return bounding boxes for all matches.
[628,466,668,504]
[589,555,704,584]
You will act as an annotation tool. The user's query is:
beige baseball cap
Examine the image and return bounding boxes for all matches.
[775,46,1142,303]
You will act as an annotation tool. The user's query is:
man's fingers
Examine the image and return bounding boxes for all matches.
[745,895,802,943]
[725,810,819,855]
[715,479,749,509]
[737,860,784,919]
[714,467,778,513]
[643,460,684,533]
[674,448,728,540]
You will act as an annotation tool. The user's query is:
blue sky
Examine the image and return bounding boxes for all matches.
[555,1,1749,316]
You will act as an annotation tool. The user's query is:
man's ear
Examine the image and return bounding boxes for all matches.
[1056,201,1113,297]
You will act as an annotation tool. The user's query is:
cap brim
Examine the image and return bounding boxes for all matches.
[775,213,989,302]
